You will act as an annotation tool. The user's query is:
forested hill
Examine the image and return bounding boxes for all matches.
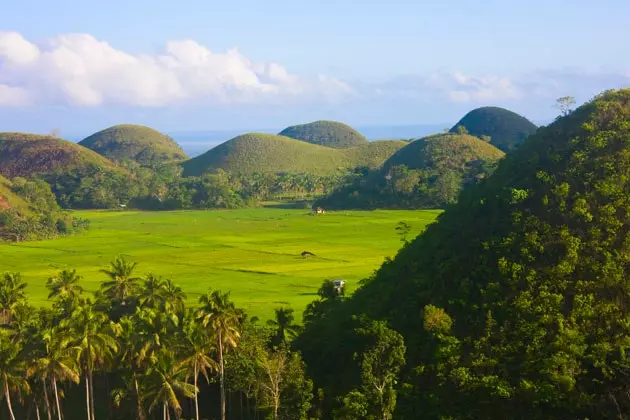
[297,89,630,419]
[316,133,504,209]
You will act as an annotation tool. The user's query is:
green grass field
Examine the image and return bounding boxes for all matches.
[0,208,439,319]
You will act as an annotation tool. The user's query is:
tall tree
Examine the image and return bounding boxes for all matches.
[178,314,217,420]
[99,256,140,305]
[197,290,242,420]
[0,272,27,325]
[46,269,84,302]
[0,333,30,420]
[266,307,301,348]
[66,301,118,420]
[31,327,81,420]
[145,351,195,420]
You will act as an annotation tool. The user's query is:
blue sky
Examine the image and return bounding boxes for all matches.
[1,0,629,137]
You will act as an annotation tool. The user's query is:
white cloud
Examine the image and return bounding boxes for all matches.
[0,31,351,107]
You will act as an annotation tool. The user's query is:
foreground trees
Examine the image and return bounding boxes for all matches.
[0,258,314,420]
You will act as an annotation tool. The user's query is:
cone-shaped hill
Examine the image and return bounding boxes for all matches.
[297,89,630,418]
[450,106,538,152]
[79,124,188,165]
[0,132,120,179]
[278,120,369,148]
[316,133,504,209]
[181,133,405,176]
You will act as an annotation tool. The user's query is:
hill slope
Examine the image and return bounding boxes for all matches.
[317,133,505,209]
[279,120,368,148]
[450,106,538,151]
[0,133,119,179]
[0,175,28,212]
[182,133,405,176]
[298,89,630,418]
[79,124,188,165]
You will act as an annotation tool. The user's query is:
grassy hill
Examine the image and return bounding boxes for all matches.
[298,89,630,418]
[79,124,188,165]
[317,133,505,209]
[182,133,405,176]
[384,133,505,171]
[0,132,119,179]
[450,106,538,151]
[279,120,369,148]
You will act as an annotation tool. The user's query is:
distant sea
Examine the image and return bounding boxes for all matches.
[168,124,450,157]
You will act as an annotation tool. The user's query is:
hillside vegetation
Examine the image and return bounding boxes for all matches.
[298,89,630,419]
[279,120,368,148]
[0,132,119,179]
[182,133,405,176]
[317,133,505,209]
[0,175,28,212]
[79,124,188,165]
[450,106,538,151]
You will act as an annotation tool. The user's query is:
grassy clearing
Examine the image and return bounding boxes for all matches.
[0,208,439,320]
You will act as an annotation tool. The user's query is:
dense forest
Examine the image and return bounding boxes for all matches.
[298,89,630,419]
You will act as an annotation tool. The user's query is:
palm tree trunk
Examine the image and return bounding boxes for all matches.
[5,380,16,420]
[53,376,63,420]
[36,405,41,420]
[42,378,52,420]
[133,375,145,420]
[163,403,167,420]
[89,370,96,420]
[219,330,226,420]
[85,372,91,420]
[194,364,199,420]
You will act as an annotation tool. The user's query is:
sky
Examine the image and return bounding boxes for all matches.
[1,0,629,138]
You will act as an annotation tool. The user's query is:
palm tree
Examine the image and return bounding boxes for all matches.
[66,301,118,420]
[138,274,167,310]
[30,327,80,420]
[197,290,242,420]
[178,314,217,420]
[267,307,301,348]
[46,269,84,302]
[0,333,30,420]
[161,279,187,314]
[0,272,27,325]
[99,256,141,304]
[145,351,195,420]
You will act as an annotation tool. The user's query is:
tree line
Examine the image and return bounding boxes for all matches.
[0,257,317,420]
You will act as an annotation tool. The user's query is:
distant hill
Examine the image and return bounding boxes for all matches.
[0,132,119,179]
[450,106,538,151]
[181,133,405,176]
[316,133,505,209]
[80,124,188,165]
[279,120,369,148]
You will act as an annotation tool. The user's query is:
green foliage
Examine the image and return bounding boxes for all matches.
[79,124,189,165]
[278,120,368,148]
[182,133,405,176]
[318,133,504,209]
[0,177,88,242]
[298,88,630,419]
[450,106,538,152]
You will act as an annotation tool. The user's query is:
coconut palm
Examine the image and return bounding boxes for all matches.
[161,279,187,314]
[197,290,242,420]
[145,351,195,420]
[178,314,217,420]
[267,307,301,348]
[138,274,167,310]
[0,272,27,325]
[46,269,84,302]
[31,327,80,420]
[0,333,30,420]
[99,256,141,304]
[67,301,118,420]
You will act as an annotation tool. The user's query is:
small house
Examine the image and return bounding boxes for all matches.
[314,207,326,215]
